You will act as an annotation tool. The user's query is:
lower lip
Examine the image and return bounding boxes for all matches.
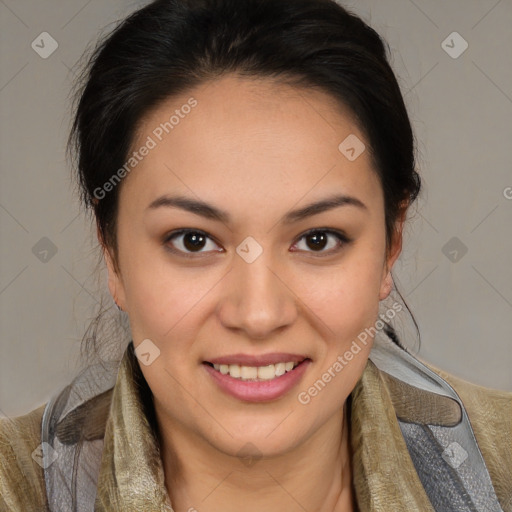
[203,360,311,402]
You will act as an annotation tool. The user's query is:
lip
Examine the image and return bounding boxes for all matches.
[203,358,312,402]
[205,352,308,366]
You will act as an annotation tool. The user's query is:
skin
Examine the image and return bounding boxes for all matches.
[101,74,405,511]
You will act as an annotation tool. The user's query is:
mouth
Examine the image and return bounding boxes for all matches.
[202,356,312,402]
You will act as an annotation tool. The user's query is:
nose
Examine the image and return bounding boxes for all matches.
[216,249,297,340]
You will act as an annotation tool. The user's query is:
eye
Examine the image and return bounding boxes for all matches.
[163,229,222,258]
[163,227,351,259]
[292,228,350,256]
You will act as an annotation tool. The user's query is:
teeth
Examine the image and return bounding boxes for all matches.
[274,362,286,377]
[211,361,300,381]
[229,364,241,378]
[241,366,258,379]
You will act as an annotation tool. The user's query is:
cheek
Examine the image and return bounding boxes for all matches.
[300,250,385,336]
[126,270,210,345]
[295,254,383,412]
[118,238,204,346]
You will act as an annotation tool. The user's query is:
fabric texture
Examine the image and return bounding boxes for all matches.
[1,334,511,511]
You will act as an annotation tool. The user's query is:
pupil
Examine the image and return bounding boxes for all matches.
[307,232,327,251]
[184,232,206,251]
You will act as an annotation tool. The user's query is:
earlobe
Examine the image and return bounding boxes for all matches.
[100,233,125,311]
[102,243,126,312]
[379,269,394,300]
[379,245,401,300]
[379,207,406,301]
[96,220,126,310]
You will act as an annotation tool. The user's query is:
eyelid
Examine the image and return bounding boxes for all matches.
[163,227,351,258]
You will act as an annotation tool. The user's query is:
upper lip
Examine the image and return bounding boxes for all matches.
[205,353,309,366]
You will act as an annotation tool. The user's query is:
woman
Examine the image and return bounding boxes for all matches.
[1,0,510,510]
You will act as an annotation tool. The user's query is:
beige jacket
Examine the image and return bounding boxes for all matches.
[1,336,511,511]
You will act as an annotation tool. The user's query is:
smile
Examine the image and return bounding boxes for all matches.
[202,357,312,402]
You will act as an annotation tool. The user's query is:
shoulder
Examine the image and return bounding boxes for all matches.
[427,363,512,445]
[0,403,49,512]
[425,362,512,511]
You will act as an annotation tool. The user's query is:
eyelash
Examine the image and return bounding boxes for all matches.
[163,228,351,259]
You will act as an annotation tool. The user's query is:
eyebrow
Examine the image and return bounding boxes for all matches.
[146,193,367,225]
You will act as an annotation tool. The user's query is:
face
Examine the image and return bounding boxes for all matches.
[103,74,403,459]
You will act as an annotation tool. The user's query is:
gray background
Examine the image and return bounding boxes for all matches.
[1,0,511,418]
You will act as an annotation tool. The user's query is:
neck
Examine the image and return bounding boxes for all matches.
[158,403,355,512]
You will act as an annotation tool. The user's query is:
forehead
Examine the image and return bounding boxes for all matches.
[122,74,381,218]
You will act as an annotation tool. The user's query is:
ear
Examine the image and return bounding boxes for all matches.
[379,204,407,301]
[96,221,126,311]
